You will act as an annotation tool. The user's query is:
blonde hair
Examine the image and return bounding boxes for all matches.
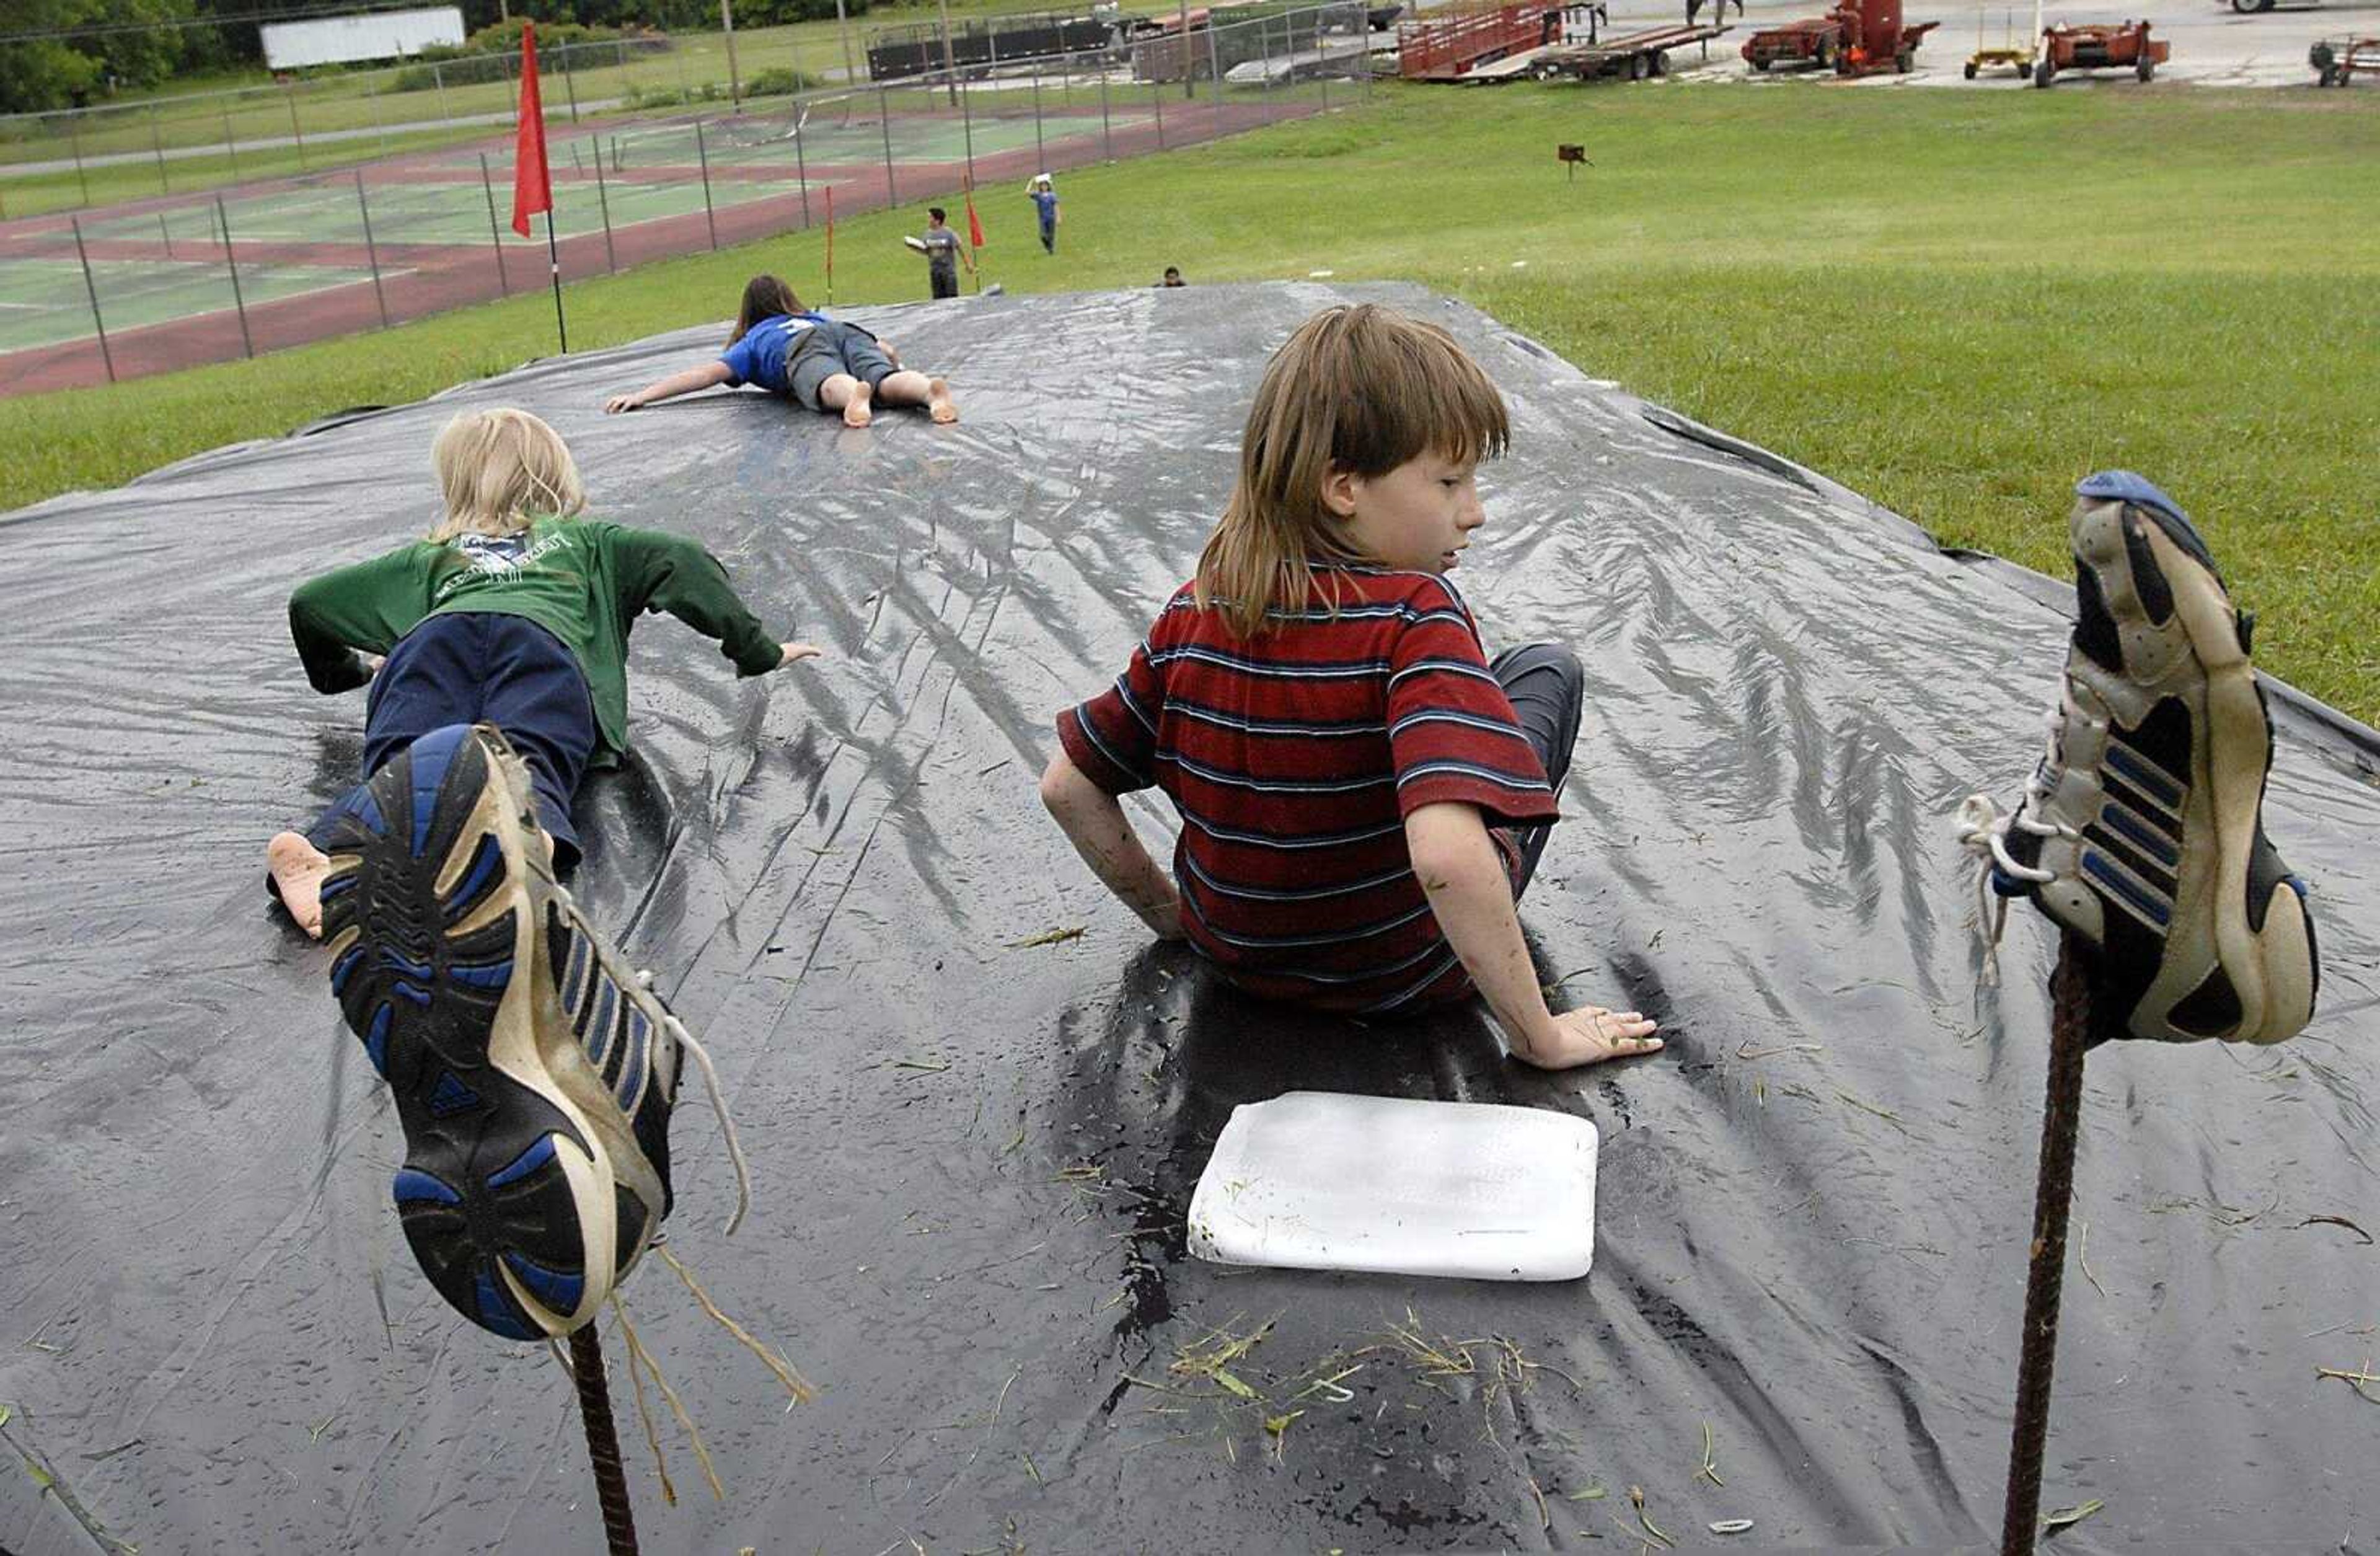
[1194,304,1509,638]
[428,408,585,541]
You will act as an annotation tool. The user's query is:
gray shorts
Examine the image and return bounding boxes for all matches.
[786,320,896,410]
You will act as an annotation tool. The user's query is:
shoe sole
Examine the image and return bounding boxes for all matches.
[2078,501,2315,1043]
[319,727,622,1339]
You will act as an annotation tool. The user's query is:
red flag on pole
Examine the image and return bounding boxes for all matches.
[509,22,552,238]
[963,183,985,249]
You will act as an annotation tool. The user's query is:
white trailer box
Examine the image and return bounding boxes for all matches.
[262,7,467,69]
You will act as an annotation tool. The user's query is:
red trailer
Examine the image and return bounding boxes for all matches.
[1742,0,1936,73]
[1398,2,1562,79]
[2032,19,2167,84]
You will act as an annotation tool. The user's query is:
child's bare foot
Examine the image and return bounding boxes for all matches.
[842,384,875,428]
[927,378,959,425]
[267,831,333,938]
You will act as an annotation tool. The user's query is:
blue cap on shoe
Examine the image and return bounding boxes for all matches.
[2076,470,2216,572]
[2076,469,2185,523]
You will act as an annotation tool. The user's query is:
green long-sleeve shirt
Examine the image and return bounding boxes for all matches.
[288,515,782,766]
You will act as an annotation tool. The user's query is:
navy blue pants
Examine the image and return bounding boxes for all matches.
[1489,642,1584,900]
[302,612,597,875]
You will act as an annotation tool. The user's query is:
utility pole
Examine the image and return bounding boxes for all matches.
[835,0,859,86]
[722,0,742,108]
[1179,0,1195,98]
[937,0,960,106]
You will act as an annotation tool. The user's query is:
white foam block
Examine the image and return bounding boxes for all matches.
[1187,1092,1598,1282]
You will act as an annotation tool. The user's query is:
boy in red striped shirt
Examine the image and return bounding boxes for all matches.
[1041,304,1662,1071]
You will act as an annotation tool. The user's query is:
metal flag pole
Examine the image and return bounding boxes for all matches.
[545,208,568,353]
[1998,937,2091,1554]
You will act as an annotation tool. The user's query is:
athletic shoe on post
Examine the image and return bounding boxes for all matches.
[314,723,749,1340]
[1957,472,2319,1046]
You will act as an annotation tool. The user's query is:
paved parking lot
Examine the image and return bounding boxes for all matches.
[1597,0,2373,85]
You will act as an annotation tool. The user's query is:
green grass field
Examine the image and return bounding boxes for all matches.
[7,84,2376,722]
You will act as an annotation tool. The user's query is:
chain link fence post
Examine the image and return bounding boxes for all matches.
[1098,68,1112,160]
[70,216,116,384]
[221,95,240,180]
[695,118,719,249]
[793,100,811,229]
[592,142,617,273]
[216,193,254,360]
[1031,62,1045,170]
[563,41,582,123]
[355,169,390,329]
[480,151,512,295]
[150,104,169,196]
[878,84,897,206]
[1151,71,1165,150]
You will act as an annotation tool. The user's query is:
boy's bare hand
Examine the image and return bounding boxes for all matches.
[1512,1007,1662,1071]
[778,642,824,669]
[603,393,640,414]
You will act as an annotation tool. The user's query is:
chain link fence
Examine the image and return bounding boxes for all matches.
[0,3,1378,395]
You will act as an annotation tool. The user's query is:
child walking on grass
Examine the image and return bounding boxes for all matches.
[267,408,818,1342]
[604,273,958,429]
[1039,304,1662,1071]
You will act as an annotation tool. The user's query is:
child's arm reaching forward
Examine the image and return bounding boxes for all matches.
[1405,801,1661,1071]
[605,360,734,413]
[1039,752,1183,941]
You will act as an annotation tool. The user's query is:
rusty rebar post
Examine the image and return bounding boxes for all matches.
[1999,937,2091,1555]
[570,1325,640,1556]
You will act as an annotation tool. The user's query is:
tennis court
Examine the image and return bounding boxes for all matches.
[0,6,1370,396]
[0,254,377,353]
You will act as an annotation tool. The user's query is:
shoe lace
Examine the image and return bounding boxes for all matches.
[546,875,755,1238]
[640,970,754,1239]
[1954,696,2092,984]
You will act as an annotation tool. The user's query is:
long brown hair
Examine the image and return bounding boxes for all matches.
[729,274,806,345]
[1194,304,1509,638]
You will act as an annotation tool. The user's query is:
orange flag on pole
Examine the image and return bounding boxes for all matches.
[510,22,552,238]
[964,182,985,249]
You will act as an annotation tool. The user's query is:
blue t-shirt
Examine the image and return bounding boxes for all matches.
[719,312,828,394]
[1029,190,1058,229]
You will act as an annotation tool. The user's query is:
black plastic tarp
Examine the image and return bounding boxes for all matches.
[3,283,2374,1555]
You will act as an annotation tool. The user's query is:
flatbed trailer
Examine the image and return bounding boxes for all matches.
[2310,35,2379,84]
[1533,22,1729,79]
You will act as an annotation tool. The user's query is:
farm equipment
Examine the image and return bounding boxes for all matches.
[1964,1,2039,77]
[2309,35,2379,85]
[1397,2,1562,79]
[1533,22,1730,79]
[2032,19,2166,85]
[1741,0,1937,73]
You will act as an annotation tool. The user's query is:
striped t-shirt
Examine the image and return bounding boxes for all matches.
[1056,567,1559,1015]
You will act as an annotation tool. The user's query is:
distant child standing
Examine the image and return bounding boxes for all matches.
[1039,305,1662,1071]
[1028,172,1060,255]
[604,274,958,428]
[910,206,974,299]
[268,408,816,1342]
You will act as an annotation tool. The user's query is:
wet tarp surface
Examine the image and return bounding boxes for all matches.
[3,283,2374,1555]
